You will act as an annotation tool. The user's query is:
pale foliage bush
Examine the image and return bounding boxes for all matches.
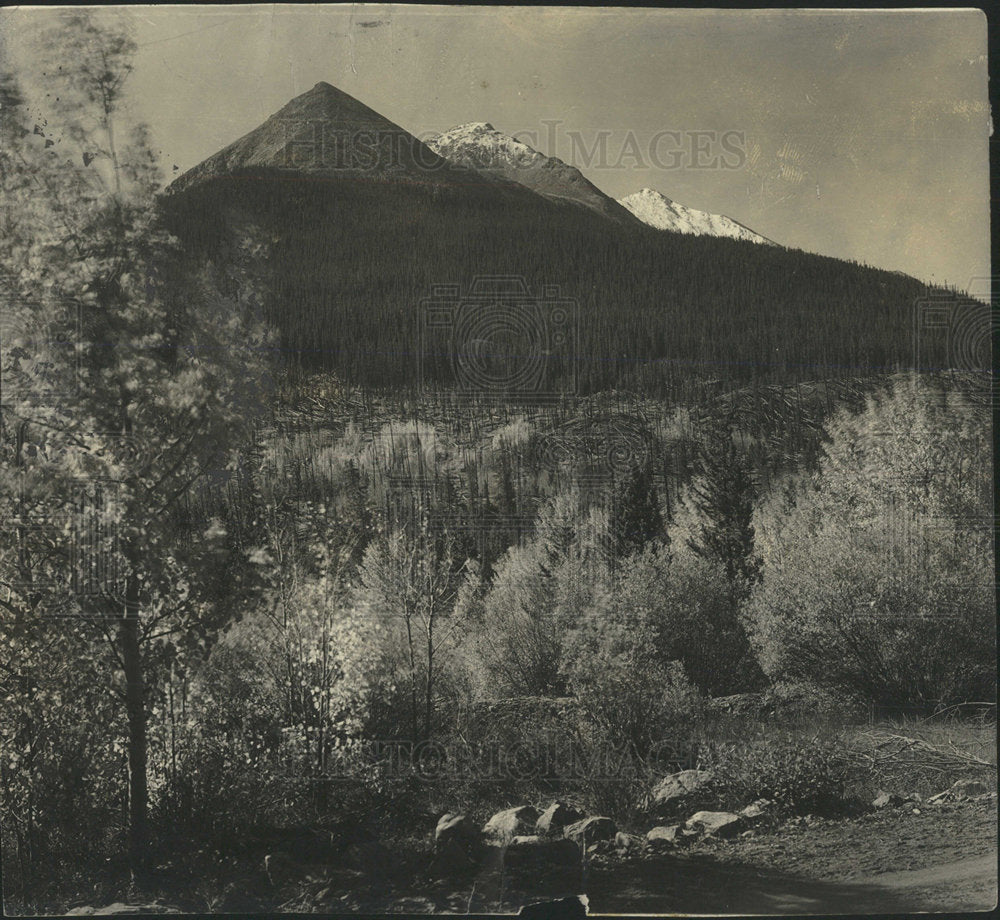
[748,379,995,707]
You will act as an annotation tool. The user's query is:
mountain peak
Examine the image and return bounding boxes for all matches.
[619,188,774,245]
[427,122,639,223]
[429,122,544,168]
[169,81,450,192]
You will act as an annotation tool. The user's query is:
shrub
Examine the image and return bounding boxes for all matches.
[703,732,860,816]
[748,379,995,709]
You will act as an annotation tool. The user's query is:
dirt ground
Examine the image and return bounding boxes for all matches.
[585,796,998,915]
[57,796,997,915]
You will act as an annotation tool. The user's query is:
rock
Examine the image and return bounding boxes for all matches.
[684,810,744,839]
[649,769,715,816]
[586,840,613,858]
[873,791,905,809]
[646,824,687,846]
[505,835,580,868]
[564,816,616,846]
[614,831,642,851]
[739,798,773,823]
[434,813,479,851]
[428,838,478,878]
[926,780,990,805]
[264,852,307,888]
[518,895,589,919]
[483,805,539,843]
[67,904,181,915]
[535,801,585,836]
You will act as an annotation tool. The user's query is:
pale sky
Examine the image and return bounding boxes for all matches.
[2,5,990,292]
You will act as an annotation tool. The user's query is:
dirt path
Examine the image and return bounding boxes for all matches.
[585,799,997,915]
[585,851,997,915]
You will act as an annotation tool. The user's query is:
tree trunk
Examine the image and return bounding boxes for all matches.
[424,614,434,742]
[119,577,148,889]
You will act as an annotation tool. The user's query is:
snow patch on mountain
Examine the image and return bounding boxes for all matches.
[426,122,638,223]
[618,188,774,245]
[425,123,547,170]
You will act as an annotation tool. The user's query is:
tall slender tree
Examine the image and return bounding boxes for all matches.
[611,461,665,561]
[687,418,762,602]
[0,10,269,886]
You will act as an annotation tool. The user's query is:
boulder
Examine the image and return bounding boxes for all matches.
[428,838,478,878]
[564,816,616,846]
[535,801,585,836]
[614,831,642,851]
[518,895,589,919]
[586,840,614,858]
[505,835,580,868]
[646,824,687,846]
[872,791,905,809]
[482,805,539,844]
[649,769,715,816]
[434,813,479,851]
[739,799,773,823]
[684,810,744,839]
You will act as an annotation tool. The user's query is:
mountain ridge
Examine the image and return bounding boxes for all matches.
[425,121,639,223]
[619,187,774,245]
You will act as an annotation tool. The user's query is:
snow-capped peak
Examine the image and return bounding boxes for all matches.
[427,122,547,170]
[619,187,774,245]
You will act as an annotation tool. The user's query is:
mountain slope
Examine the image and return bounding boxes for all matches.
[161,81,940,399]
[426,122,639,224]
[619,187,774,245]
[171,82,521,196]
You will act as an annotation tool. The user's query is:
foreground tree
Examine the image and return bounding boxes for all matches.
[0,10,269,886]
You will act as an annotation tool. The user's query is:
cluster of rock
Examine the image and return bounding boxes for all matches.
[433,803,601,876]
[432,769,781,878]
[641,769,775,848]
[871,778,995,813]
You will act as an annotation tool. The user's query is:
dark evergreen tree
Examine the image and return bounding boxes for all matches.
[611,461,665,560]
[688,420,763,603]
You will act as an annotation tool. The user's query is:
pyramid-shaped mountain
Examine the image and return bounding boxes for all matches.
[171,82,507,194]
